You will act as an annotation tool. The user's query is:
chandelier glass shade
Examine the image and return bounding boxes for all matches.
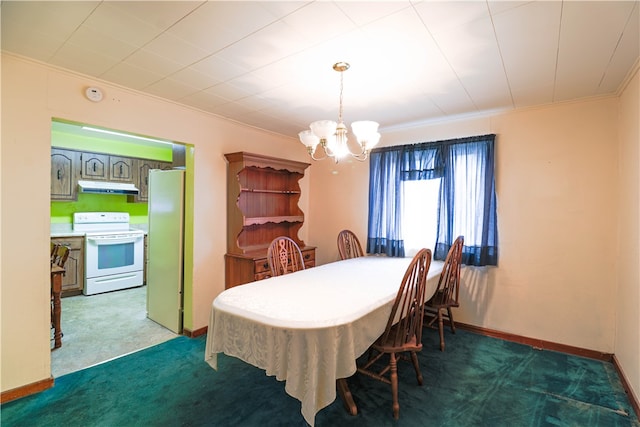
[298,62,380,162]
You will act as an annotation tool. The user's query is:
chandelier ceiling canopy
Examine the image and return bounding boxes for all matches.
[298,62,380,162]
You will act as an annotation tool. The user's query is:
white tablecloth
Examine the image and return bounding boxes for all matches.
[205,256,443,426]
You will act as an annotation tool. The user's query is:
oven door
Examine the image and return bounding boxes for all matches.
[85,232,145,279]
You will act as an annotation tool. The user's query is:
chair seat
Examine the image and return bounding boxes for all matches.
[374,332,422,353]
[427,297,459,310]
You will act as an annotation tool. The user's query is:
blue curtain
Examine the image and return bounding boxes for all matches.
[366,134,498,266]
[366,149,405,256]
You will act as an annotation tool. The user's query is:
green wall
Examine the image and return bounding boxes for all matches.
[51,130,172,161]
[51,120,173,224]
[51,193,148,224]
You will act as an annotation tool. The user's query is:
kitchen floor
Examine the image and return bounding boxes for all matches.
[51,285,179,378]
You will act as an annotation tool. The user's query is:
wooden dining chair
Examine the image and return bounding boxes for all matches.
[51,243,70,269]
[424,235,464,351]
[267,236,305,277]
[357,248,432,420]
[337,229,365,260]
[50,243,70,344]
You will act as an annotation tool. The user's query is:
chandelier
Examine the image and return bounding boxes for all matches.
[298,62,381,162]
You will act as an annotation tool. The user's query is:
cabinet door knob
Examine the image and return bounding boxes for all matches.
[304,254,310,260]
[263,263,269,269]
[57,169,62,180]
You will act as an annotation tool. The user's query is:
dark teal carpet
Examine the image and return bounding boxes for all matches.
[2,329,638,426]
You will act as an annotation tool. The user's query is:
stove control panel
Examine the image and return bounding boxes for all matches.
[73,212,129,225]
[73,212,131,232]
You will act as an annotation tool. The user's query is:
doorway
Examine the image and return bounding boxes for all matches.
[50,119,193,376]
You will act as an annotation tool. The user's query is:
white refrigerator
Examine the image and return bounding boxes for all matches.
[147,169,185,334]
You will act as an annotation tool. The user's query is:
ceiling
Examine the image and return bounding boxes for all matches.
[2,1,639,142]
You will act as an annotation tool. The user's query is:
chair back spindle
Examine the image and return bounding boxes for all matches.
[267,236,305,277]
[337,229,365,260]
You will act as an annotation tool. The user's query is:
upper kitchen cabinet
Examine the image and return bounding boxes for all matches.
[52,147,172,201]
[80,152,133,183]
[51,148,81,201]
[109,156,134,183]
[129,159,172,203]
[80,152,108,180]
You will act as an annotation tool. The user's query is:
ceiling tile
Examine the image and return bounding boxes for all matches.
[169,67,222,92]
[106,1,202,31]
[143,32,210,67]
[166,1,280,54]
[180,90,230,113]
[492,1,561,106]
[335,1,413,27]
[555,1,637,101]
[67,25,139,62]
[125,49,184,81]
[598,3,639,93]
[49,44,120,77]
[189,55,250,83]
[101,62,166,90]
[145,78,200,101]
[413,1,490,36]
[82,2,163,48]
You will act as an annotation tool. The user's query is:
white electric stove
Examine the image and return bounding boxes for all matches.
[73,212,145,295]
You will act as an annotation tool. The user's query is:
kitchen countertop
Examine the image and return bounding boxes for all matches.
[51,223,148,237]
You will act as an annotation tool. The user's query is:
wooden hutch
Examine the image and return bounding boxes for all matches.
[224,152,315,288]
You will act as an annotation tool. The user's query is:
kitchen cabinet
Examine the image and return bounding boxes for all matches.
[129,159,172,203]
[51,148,81,201]
[50,236,84,297]
[224,152,315,288]
[80,152,133,183]
[108,155,134,183]
[80,152,108,180]
[51,146,170,201]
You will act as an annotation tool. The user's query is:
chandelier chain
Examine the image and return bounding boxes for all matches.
[338,70,344,124]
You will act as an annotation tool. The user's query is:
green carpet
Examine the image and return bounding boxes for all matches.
[2,329,638,426]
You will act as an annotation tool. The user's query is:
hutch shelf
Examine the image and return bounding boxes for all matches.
[224,152,315,288]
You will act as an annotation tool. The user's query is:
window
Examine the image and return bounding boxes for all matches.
[367,134,498,266]
[402,178,441,257]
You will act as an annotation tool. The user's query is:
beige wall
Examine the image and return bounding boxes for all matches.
[616,68,640,405]
[308,82,637,398]
[0,54,310,392]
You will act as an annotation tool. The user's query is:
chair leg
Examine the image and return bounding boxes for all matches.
[438,309,445,351]
[389,353,400,419]
[447,307,456,334]
[410,351,423,385]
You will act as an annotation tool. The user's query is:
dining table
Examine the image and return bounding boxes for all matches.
[205,255,443,426]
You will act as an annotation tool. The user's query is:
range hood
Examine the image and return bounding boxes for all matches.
[78,180,139,195]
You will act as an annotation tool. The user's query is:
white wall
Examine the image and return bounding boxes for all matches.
[0,54,309,393]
